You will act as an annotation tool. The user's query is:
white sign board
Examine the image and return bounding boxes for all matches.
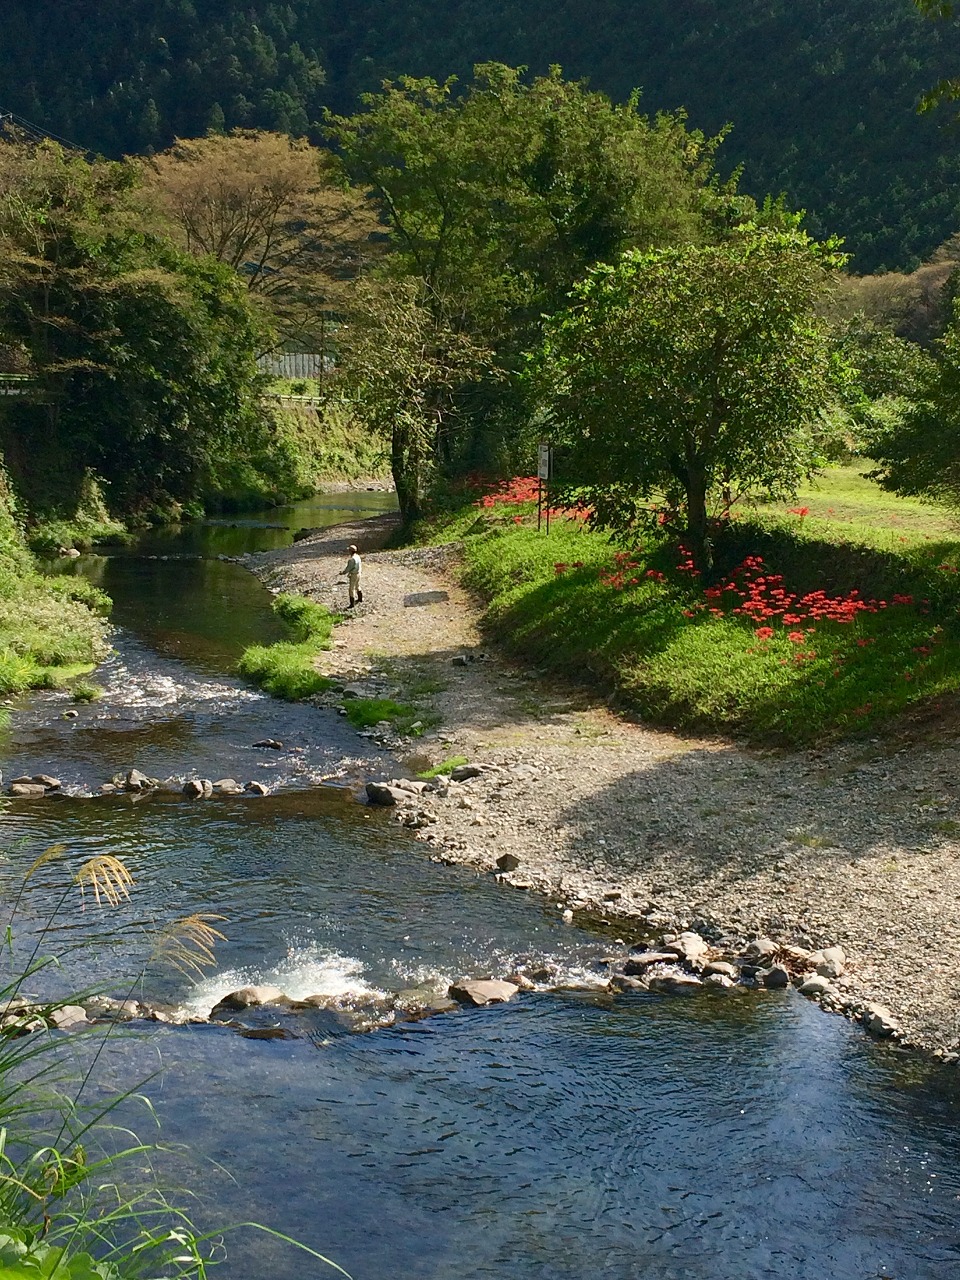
[537,443,552,481]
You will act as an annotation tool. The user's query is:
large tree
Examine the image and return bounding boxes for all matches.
[0,138,278,518]
[141,130,379,350]
[329,63,745,479]
[536,228,845,570]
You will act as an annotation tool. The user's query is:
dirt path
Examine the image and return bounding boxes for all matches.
[248,516,960,1057]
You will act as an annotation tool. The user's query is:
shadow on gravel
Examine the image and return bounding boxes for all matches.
[554,738,957,893]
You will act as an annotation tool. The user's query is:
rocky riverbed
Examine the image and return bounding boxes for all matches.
[241,515,960,1058]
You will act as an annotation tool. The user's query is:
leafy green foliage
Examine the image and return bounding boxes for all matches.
[538,228,845,568]
[869,298,960,507]
[0,139,278,522]
[417,755,468,778]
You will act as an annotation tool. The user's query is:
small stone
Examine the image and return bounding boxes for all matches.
[562,908,574,924]
[495,853,521,873]
[763,965,791,990]
[182,780,204,799]
[745,938,778,960]
[252,739,284,749]
[812,945,846,979]
[448,979,519,1007]
[609,974,646,991]
[663,931,710,967]
[799,975,836,999]
[10,783,46,798]
[213,778,243,794]
[342,686,368,700]
[703,961,738,979]
[647,973,703,994]
[99,783,118,794]
[451,655,469,667]
[366,782,410,807]
[32,774,61,790]
[126,769,151,791]
[703,973,736,991]
[245,781,270,796]
[49,1005,88,1030]
[213,985,287,1012]
[863,1004,899,1038]
[450,764,484,781]
[62,709,79,719]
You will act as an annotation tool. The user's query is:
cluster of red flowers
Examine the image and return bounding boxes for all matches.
[684,553,921,642]
[475,476,541,509]
[474,476,589,523]
[598,550,642,591]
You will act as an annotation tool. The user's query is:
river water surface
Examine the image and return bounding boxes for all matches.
[3,493,960,1279]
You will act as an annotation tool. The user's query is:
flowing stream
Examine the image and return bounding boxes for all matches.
[3,492,960,1279]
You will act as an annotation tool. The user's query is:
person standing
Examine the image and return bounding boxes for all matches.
[342,544,363,607]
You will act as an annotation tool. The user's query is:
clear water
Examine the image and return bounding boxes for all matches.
[3,497,960,1279]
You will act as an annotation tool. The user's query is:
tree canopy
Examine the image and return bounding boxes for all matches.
[536,228,845,569]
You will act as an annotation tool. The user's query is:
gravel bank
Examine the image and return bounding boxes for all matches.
[247,515,960,1057]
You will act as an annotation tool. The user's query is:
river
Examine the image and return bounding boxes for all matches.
[3,491,960,1279]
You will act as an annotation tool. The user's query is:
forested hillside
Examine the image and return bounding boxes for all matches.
[2,0,960,269]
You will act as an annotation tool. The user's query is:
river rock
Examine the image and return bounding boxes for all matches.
[84,996,140,1021]
[342,686,368,700]
[663,931,710,967]
[2,1015,44,1035]
[366,782,410,806]
[245,781,270,796]
[495,853,521,873]
[252,739,283,749]
[32,774,61,790]
[100,782,118,794]
[744,938,779,960]
[450,764,484,782]
[812,945,846,979]
[623,951,676,975]
[647,973,703,995]
[704,960,739,979]
[799,974,836,999]
[49,1005,88,1030]
[213,985,288,1013]
[863,1004,899,1037]
[762,965,791,989]
[449,979,520,1007]
[182,779,205,799]
[703,973,737,991]
[609,973,647,991]
[126,769,151,791]
[10,783,46,798]
[213,778,243,794]
[389,778,427,795]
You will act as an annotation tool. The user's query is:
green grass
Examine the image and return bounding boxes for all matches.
[70,678,103,702]
[343,696,419,731]
[408,465,960,743]
[238,593,336,700]
[417,755,469,778]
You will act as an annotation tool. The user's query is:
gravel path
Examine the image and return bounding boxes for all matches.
[248,516,960,1056]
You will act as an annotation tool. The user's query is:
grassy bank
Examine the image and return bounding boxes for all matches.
[0,480,111,694]
[408,467,960,743]
[271,398,390,489]
[238,593,336,699]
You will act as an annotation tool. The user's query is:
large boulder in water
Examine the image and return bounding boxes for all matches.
[449,979,519,1007]
[211,985,288,1017]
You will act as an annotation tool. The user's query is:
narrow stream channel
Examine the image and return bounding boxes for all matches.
[3,493,960,1279]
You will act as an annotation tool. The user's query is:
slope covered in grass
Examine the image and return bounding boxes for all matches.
[417,469,960,743]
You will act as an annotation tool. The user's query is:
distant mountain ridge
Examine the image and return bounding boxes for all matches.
[2,0,959,269]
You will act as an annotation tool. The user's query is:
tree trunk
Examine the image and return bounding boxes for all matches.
[685,464,713,574]
[392,422,423,524]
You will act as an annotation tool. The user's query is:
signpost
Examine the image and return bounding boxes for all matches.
[537,443,552,533]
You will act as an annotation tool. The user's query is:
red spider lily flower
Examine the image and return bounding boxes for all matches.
[755,626,774,640]
[646,569,665,581]
[788,506,810,519]
[788,631,805,643]
[554,563,568,575]
[682,609,696,618]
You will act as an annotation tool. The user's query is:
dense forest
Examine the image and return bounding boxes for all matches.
[2,1,960,270]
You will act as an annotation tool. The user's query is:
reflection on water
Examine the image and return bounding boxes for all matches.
[7,488,960,1278]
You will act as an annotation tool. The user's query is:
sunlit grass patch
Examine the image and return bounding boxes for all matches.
[238,593,336,700]
[443,498,960,743]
